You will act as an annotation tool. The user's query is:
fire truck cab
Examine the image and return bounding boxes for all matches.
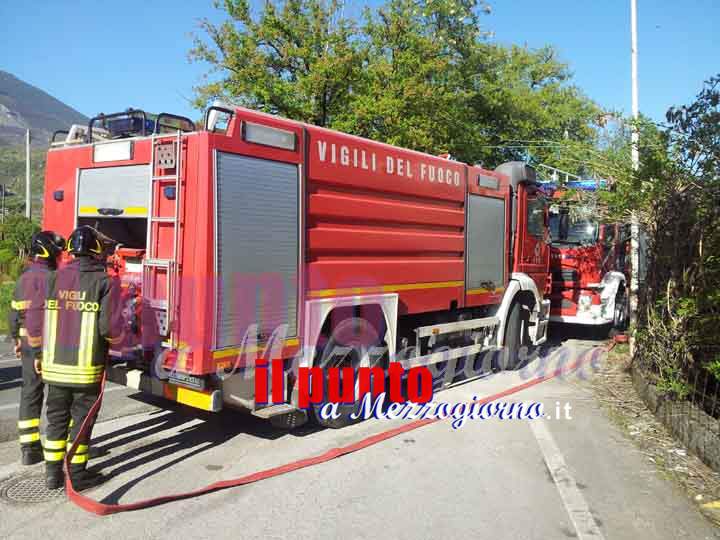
[546,184,629,331]
[43,105,552,426]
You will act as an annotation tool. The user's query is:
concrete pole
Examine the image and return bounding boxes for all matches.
[629,0,641,355]
[25,129,31,220]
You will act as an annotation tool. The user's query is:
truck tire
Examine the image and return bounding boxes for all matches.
[311,317,386,429]
[500,301,523,370]
[613,286,629,331]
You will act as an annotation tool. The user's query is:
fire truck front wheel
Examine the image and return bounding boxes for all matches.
[612,286,629,331]
[499,300,525,371]
[311,316,386,429]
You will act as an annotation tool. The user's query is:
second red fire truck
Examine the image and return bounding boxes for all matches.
[42,105,553,427]
[546,182,629,334]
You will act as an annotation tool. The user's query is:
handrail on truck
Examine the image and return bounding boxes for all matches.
[86,108,148,143]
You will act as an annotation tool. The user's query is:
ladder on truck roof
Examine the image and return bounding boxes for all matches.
[144,130,185,350]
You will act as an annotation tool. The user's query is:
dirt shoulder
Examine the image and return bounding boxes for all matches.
[591,343,720,526]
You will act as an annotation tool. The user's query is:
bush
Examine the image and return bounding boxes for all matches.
[0,281,15,335]
[631,75,720,397]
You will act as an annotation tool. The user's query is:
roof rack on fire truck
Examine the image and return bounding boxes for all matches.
[49,108,197,147]
[85,108,196,143]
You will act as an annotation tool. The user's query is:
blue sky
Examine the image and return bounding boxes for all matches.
[1,1,718,123]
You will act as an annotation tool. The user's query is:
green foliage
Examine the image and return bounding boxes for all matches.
[0,248,13,265]
[0,145,46,220]
[621,75,720,395]
[0,281,14,334]
[0,214,39,260]
[191,0,366,126]
[706,358,720,382]
[191,0,601,172]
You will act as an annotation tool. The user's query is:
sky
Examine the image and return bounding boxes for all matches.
[1,0,718,124]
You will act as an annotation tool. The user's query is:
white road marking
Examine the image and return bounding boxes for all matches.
[530,418,606,540]
[0,358,20,365]
[0,385,130,411]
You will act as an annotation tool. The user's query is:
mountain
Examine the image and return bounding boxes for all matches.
[0,70,88,147]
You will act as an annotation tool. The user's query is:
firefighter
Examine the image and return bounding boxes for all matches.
[41,225,123,490]
[9,231,65,466]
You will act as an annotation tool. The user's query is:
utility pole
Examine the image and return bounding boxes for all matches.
[25,129,31,219]
[629,0,641,355]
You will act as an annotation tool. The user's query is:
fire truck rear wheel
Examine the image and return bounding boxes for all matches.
[311,316,386,429]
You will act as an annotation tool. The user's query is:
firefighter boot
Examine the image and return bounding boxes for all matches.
[69,465,105,491]
[21,445,43,466]
[45,463,64,490]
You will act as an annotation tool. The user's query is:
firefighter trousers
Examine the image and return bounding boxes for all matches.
[44,384,100,473]
[18,345,44,450]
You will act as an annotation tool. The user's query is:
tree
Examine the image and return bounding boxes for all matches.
[588,75,720,393]
[190,0,366,126]
[191,0,602,173]
[465,43,601,168]
[331,0,491,157]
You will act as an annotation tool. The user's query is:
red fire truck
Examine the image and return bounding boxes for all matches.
[547,186,629,333]
[42,106,552,426]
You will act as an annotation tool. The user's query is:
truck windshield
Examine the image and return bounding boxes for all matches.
[549,214,599,246]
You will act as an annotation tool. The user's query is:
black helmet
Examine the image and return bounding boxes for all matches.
[30,231,65,260]
[67,226,104,257]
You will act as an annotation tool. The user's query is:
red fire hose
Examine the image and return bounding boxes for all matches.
[65,343,613,515]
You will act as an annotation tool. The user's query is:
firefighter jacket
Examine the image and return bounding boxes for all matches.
[41,257,123,388]
[9,261,52,350]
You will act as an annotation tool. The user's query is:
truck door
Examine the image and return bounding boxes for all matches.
[516,185,550,293]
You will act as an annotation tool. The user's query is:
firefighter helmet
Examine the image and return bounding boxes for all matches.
[67,226,104,257]
[30,231,66,259]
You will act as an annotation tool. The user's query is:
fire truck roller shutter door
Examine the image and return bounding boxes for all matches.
[215,152,299,349]
[466,195,505,292]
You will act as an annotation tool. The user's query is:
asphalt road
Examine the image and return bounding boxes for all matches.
[0,341,163,445]
[0,332,717,539]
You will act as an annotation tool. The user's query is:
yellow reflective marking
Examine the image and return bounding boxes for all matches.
[11,300,31,310]
[44,439,67,450]
[41,363,103,374]
[43,451,65,462]
[163,384,214,411]
[73,444,88,453]
[79,206,147,216]
[70,453,88,464]
[308,280,465,299]
[42,371,103,385]
[43,309,58,366]
[19,433,40,444]
[18,418,40,429]
[78,311,88,367]
[78,311,96,368]
[466,287,505,296]
[86,311,97,367]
